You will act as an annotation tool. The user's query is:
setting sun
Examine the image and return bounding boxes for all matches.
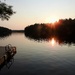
[50,18,58,23]
[45,17,59,23]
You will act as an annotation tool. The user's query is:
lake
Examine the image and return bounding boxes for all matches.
[0,32,75,75]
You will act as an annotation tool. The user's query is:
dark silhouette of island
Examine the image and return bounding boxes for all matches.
[0,26,12,37]
[0,26,24,38]
[24,18,75,45]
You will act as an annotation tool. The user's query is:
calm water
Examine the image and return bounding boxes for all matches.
[0,33,75,75]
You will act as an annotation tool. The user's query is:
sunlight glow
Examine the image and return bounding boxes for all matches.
[45,17,59,23]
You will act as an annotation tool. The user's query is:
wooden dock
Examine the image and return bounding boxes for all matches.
[0,44,16,65]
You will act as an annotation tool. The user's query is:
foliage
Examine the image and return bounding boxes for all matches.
[0,1,15,20]
[25,23,53,39]
[0,26,12,37]
[24,18,75,44]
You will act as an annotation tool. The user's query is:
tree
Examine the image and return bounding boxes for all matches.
[0,1,15,20]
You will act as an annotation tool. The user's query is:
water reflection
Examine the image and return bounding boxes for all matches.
[0,32,75,75]
[0,32,12,39]
[50,38,56,46]
[24,32,75,46]
[0,57,14,70]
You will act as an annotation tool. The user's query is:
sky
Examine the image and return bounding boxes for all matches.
[0,0,75,30]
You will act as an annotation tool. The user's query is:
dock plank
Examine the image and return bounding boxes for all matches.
[0,47,5,58]
[0,45,16,65]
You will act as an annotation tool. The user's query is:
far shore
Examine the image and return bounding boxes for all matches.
[12,30,24,33]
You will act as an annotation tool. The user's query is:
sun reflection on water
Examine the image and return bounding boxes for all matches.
[50,38,56,46]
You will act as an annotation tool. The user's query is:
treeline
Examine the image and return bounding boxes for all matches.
[0,26,12,37]
[24,18,75,44]
[55,18,75,36]
[25,23,53,39]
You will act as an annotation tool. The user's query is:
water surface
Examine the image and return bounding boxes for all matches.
[0,33,75,75]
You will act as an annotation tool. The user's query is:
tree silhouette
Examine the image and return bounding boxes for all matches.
[0,1,14,37]
[0,1,15,20]
[25,18,75,44]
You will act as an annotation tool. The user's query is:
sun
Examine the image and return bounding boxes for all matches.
[50,18,57,23]
[45,17,58,23]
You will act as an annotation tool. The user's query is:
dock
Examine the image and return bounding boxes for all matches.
[0,44,16,65]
